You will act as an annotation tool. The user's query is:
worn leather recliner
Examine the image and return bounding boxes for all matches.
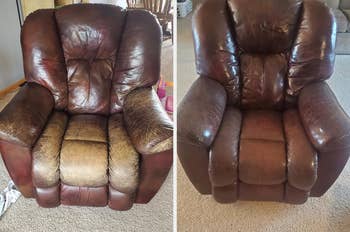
[178,0,350,204]
[0,4,173,210]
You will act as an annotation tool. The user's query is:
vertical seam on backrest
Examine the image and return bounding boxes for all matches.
[285,1,304,100]
[53,9,69,112]
[108,9,129,115]
[225,0,242,107]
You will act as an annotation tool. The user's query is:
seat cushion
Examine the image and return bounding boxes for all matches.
[239,110,286,185]
[32,112,140,206]
[60,140,108,187]
[240,110,284,141]
[60,114,108,187]
[64,114,107,143]
[239,139,286,185]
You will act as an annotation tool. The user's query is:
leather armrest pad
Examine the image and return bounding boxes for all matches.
[123,87,173,155]
[299,82,350,152]
[177,76,227,147]
[0,83,54,147]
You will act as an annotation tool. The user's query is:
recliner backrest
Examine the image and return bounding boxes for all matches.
[21,4,161,115]
[193,0,336,109]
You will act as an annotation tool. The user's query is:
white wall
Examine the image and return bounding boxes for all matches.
[87,0,127,8]
[0,0,23,89]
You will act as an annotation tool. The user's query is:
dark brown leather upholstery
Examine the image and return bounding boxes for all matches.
[178,0,348,204]
[178,75,227,193]
[299,83,350,196]
[0,4,172,210]
[35,186,61,208]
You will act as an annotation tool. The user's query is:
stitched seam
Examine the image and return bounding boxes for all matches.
[109,10,129,114]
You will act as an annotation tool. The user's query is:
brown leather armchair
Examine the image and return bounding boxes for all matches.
[178,0,350,204]
[0,4,173,210]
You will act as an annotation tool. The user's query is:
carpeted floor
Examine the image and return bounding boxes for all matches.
[0,42,173,232]
[177,16,350,232]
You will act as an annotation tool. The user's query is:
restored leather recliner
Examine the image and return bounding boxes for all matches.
[178,0,350,204]
[0,4,173,210]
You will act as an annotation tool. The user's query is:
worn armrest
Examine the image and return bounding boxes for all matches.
[0,82,54,147]
[123,87,173,203]
[0,82,54,197]
[298,82,350,196]
[177,75,227,193]
[123,87,173,155]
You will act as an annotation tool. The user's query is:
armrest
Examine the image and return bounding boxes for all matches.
[0,82,54,147]
[298,82,350,196]
[123,87,173,203]
[178,75,227,146]
[177,75,227,193]
[0,82,53,197]
[123,87,173,155]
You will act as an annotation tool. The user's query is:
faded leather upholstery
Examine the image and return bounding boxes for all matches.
[124,88,173,155]
[178,0,349,204]
[0,4,173,210]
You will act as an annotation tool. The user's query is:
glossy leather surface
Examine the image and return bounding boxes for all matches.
[178,76,227,193]
[283,109,317,191]
[241,54,286,110]
[111,10,161,113]
[178,76,227,148]
[21,10,67,110]
[299,83,350,196]
[192,0,240,105]
[227,0,302,53]
[288,0,336,96]
[0,141,33,197]
[0,4,172,209]
[108,186,134,210]
[209,107,241,187]
[179,0,348,204]
[56,5,124,115]
[35,185,60,208]
[60,184,108,207]
[135,149,173,203]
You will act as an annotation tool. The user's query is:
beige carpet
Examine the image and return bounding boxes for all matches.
[177,16,350,232]
[0,42,173,232]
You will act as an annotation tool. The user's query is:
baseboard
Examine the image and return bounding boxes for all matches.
[0,79,26,97]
